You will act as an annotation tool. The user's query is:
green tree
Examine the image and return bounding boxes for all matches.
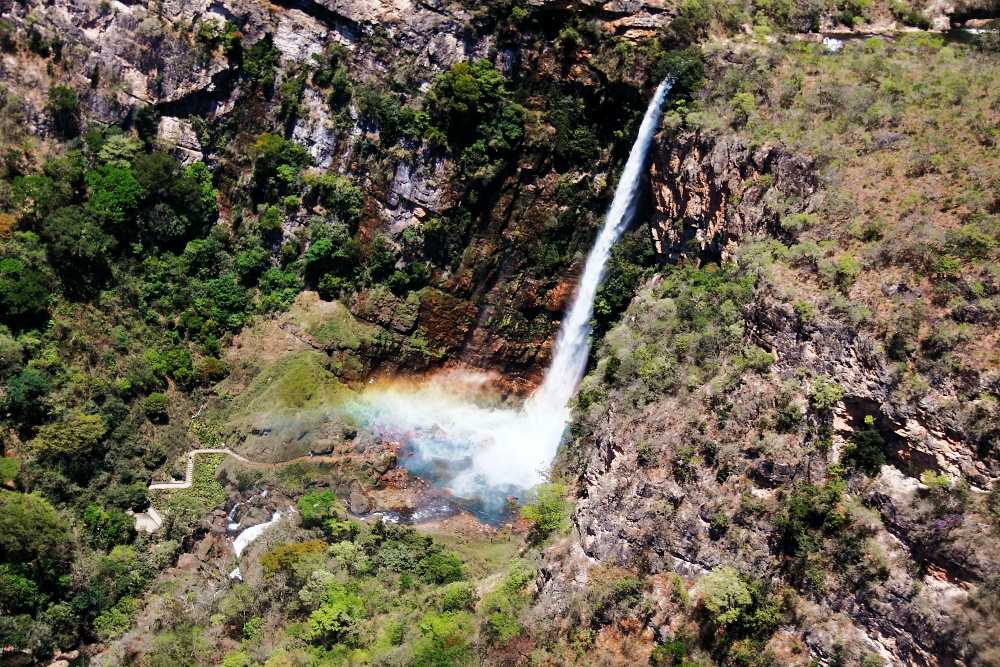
[0,565,38,614]
[87,166,146,225]
[698,567,752,627]
[40,206,115,290]
[520,483,572,537]
[307,581,365,645]
[843,415,887,475]
[809,375,845,411]
[0,455,19,484]
[97,135,144,168]
[412,611,474,667]
[83,503,136,549]
[2,370,52,424]
[0,258,51,327]
[47,85,78,136]
[0,489,69,566]
[29,409,106,456]
[143,393,169,421]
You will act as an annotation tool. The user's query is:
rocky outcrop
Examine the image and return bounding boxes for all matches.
[528,0,677,37]
[649,131,819,262]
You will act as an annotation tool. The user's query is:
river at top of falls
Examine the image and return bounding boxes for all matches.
[359,79,674,522]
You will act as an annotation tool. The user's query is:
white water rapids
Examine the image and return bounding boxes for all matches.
[362,79,673,514]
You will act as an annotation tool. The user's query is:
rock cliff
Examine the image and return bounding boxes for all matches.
[534,128,1000,667]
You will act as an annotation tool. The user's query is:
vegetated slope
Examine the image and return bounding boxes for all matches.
[535,33,1000,667]
[0,0,999,665]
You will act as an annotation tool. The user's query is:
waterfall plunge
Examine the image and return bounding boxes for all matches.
[363,80,673,516]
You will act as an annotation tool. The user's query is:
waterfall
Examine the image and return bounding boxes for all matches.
[361,80,672,519]
[528,77,673,416]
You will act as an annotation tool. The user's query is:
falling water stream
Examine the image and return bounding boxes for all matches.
[362,79,674,521]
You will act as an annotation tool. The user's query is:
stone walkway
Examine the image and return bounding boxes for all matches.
[147,447,341,490]
[147,448,249,490]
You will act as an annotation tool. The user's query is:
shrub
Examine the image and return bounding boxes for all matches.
[775,405,803,433]
[29,410,106,457]
[143,393,169,421]
[809,375,845,411]
[308,581,365,645]
[261,540,328,579]
[0,455,19,484]
[698,567,752,626]
[82,503,135,548]
[440,581,478,612]
[520,483,572,536]
[412,611,474,667]
[736,345,776,372]
[420,552,465,584]
[843,415,886,475]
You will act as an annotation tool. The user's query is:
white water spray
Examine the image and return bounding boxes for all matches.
[363,80,673,512]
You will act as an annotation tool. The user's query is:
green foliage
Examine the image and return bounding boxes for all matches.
[0,257,51,327]
[420,552,466,585]
[2,370,52,425]
[773,478,846,559]
[412,611,474,667]
[47,86,78,136]
[143,392,169,421]
[98,135,144,168]
[0,564,38,615]
[362,520,467,584]
[592,229,657,337]
[308,580,365,644]
[358,87,418,146]
[303,172,363,229]
[0,455,20,483]
[774,404,803,433]
[650,638,688,666]
[241,35,281,88]
[843,415,887,475]
[30,409,106,457]
[86,166,146,225]
[590,571,645,624]
[440,582,478,612]
[652,46,705,108]
[889,0,931,29]
[249,133,312,204]
[736,345,776,372]
[40,205,114,291]
[139,622,216,667]
[262,540,329,579]
[698,567,781,641]
[297,491,341,527]
[809,375,845,411]
[83,503,135,549]
[699,567,752,626]
[520,482,572,537]
[93,596,139,641]
[425,60,524,178]
[0,490,69,568]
